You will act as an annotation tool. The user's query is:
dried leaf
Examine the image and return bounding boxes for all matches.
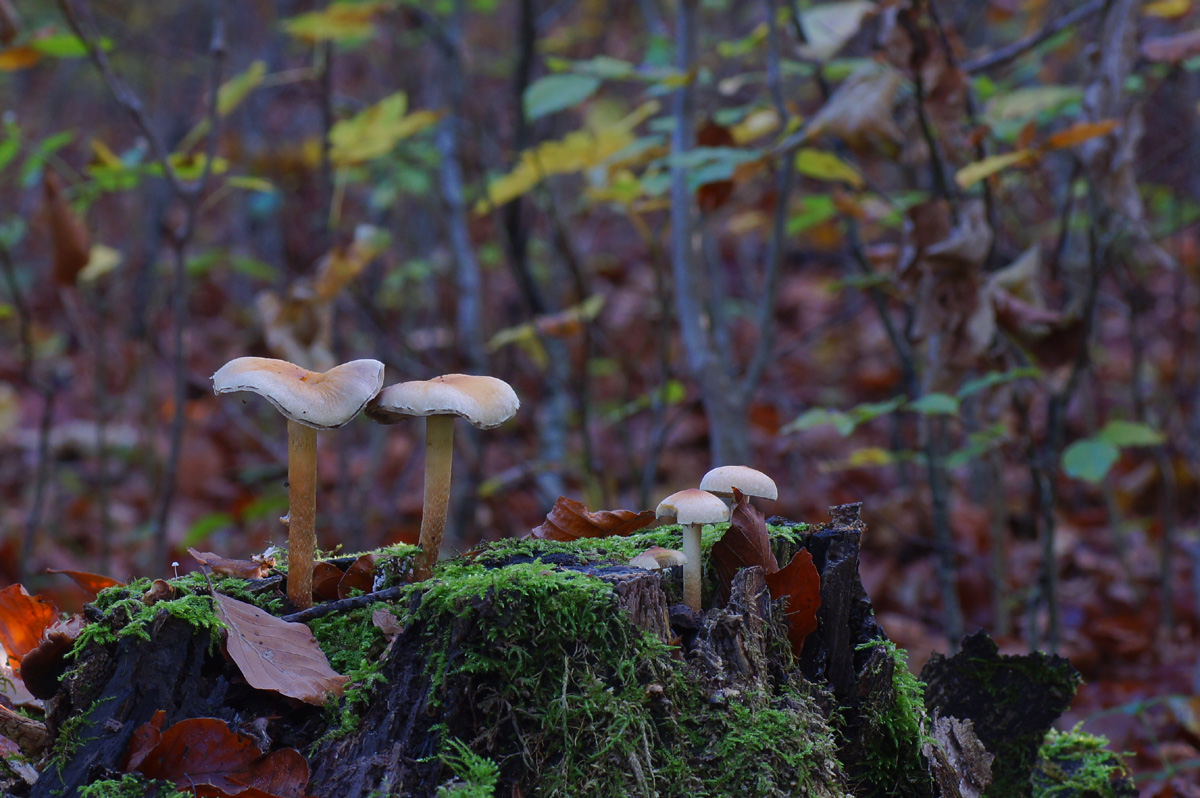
[1042,119,1119,150]
[371,609,403,642]
[711,496,779,600]
[190,548,272,580]
[44,568,122,597]
[213,593,347,706]
[805,62,904,152]
[0,585,58,668]
[311,562,344,602]
[19,615,84,699]
[337,554,377,599]
[764,549,821,655]
[531,497,658,541]
[125,710,310,797]
[44,171,90,286]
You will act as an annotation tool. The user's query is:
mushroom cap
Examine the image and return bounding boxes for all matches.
[367,374,519,430]
[655,488,730,525]
[212,357,385,430]
[629,546,687,570]
[699,465,778,501]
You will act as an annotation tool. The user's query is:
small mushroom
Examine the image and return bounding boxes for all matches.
[655,488,729,611]
[629,546,687,571]
[212,356,384,609]
[367,374,519,580]
[699,465,778,505]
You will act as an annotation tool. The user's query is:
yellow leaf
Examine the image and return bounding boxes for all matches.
[731,108,781,144]
[314,224,389,301]
[329,93,443,166]
[281,2,387,43]
[984,86,1081,123]
[218,60,268,116]
[477,102,660,212]
[77,244,122,282]
[225,175,275,193]
[0,45,39,71]
[955,150,1035,189]
[89,139,123,169]
[1042,119,1118,150]
[793,148,864,187]
[1143,0,1189,18]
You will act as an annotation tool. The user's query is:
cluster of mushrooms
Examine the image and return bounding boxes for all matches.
[212,356,777,614]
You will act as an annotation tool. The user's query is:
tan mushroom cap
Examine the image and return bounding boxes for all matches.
[700,465,778,501]
[367,374,519,430]
[655,488,730,526]
[212,357,384,430]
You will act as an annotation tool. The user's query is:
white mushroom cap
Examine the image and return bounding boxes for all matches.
[212,357,384,430]
[655,489,730,525]
[367,374,519,430]
[629,546,687,570]
[700,465,778,501]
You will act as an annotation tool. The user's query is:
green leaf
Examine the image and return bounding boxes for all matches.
[847,396,905,425]
[1095,420,1165,448]
[565,56,635,79]
[524,74,602,120]
[1062,439,1119,483]
[794,148,864,187]
[225,175,276,193]
[783,408,855,437]
[0,121,19,172]
[957,367,1040,398]
[20,130,76,187]
[182,512,235,549]
[29,34,112,58]
[907,393,960,415]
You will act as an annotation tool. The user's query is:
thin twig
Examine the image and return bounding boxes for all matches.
[281,585,406,623]
[963,0,1107,74]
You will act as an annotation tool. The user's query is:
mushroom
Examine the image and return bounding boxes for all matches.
[655,488,729,611]
[367,374,519,580]
[699,465,778,506]
[212,356,384,609]
[629,546,687,571]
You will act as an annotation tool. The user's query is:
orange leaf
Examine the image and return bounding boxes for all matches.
[189,548,272,580]
[213,592,347,706]
[530,496,657,541]
[0,584,58,668]
[1042,119,1118,151]
[45,568,123,597]
[125,712,309,797]
[0,45,40,71]
[711,495,779,600]
[43,171,90,287]
[337,554,377,599]
[764,549,821,655]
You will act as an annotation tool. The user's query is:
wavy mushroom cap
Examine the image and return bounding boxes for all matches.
[655,488,730,526]
[699,465,778,501]
[367,374,519,430]
[212,357,385,430]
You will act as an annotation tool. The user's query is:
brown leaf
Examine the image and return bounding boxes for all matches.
[337,554,377,599]
[19,615,84,699]
[696,119,736,212]
[190,548,272,580]
[45,568,123,597]
[0,584,58,669]
[764,549,821,655]
[371,609,403,642]
[711,495,779,600]
[531,496,657,541]
[43,171,90,287]
[213,592,347,706]
[125,711,309,797]
[311,562,344,602]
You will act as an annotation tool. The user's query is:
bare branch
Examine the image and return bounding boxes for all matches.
[963,0,1106,74]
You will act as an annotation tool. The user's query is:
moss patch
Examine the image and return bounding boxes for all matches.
[1032,724,1136,798]
[79,773,191,798]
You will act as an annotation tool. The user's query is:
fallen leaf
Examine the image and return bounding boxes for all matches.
[337,554,377,599]
[311,562,344,602]
[530,496,657,541]
[213,593,347,706]
[45,568,123,597]
[0,649,38,709]
[765,549,822,655]
[44,171,90,286]
[190,548,272,580]
[371,609,403,642]
[125,710,309,797]
[711,494,779,600]
[0,585,58,669]
[18,615,84,699]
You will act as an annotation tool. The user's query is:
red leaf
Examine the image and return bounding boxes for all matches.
[531,497,657,541]
[45,569,123,597]
[126,714,309,797]
[711,495,779,599]
[337,554,377,599]
[0,585,58,668]
[765,549,822,656]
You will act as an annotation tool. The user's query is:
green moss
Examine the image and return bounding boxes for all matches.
[308,603,391,741]
[850,640,934,796]
[49,696,115,771]
[79,773,190,798]
[71,582,225,661]
[1032,724,1135,797]
[436,738,500,798]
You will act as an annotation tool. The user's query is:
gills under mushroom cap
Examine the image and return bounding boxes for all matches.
[212,357,384,430]
[367,374,519,430]
[699,465,778,501]
[655,488,729,526]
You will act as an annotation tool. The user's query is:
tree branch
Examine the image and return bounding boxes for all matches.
[963,0,1106,74]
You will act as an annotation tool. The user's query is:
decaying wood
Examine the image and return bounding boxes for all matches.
[0,704,47,757]
[689,566,776,691]
[924,714,994,798]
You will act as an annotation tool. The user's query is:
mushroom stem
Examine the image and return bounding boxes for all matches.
[416,414,455,580]
[287,420,318,609]
[682,522,702,611]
